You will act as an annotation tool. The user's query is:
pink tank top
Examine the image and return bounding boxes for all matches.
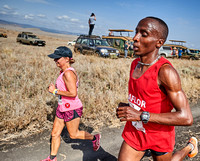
[56,67,83,112]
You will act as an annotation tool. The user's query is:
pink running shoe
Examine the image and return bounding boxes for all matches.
[40,156,57,161]
[92,134,101,151]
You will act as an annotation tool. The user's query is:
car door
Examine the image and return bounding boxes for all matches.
[88,39,95,54]
[24,34,29,44]
[81,38,89,54]
[82,38,95,54]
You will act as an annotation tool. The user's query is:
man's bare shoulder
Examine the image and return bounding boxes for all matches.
[158,63,181,91]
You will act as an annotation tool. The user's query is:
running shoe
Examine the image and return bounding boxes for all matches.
[92,134,101,151]
[188,137,198,158]
[40,156,57,161]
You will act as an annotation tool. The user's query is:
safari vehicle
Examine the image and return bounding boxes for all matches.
[67,40,76,46]
[16,32,46,46]
[164,40,199,60]
[102,29,134,57]
[0,33,7,38]
[182,48,200,60]
[74,35,119,58]
[189,48,199,55]
[158,45,174,58]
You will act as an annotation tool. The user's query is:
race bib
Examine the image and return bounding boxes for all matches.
[58,95,62,105]
[129,101,146,133]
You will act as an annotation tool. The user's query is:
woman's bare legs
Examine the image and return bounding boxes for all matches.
[66,117,94,140]
[50,116,65,155]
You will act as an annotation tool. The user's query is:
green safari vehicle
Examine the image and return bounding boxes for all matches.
[102,29,134,58]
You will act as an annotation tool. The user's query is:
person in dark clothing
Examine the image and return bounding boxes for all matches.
[178,48,183,59]
[88,13,96,36]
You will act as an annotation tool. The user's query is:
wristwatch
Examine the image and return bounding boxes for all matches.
[140,111,150,124]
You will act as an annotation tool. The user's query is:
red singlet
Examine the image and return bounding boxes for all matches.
[122,57,175,152]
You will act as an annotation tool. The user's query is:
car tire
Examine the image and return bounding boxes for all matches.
[95,51,100,57]
[77,48,82,54]
[160,54,166,58]
[189,57,196,60]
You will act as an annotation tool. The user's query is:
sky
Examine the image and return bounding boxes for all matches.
[0,0,200,49]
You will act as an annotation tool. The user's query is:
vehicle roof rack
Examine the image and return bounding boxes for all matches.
[108,29,133,37]
[109,29,133,32]
[79,35,101,39]
[21,32,33,34]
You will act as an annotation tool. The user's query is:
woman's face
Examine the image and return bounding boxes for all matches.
[54,57,68,68]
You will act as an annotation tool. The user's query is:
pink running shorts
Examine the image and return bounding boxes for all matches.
[56,107,83,122]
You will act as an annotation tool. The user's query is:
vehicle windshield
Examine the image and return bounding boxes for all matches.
[189,49,199,54]
[28,35,38,39]
[94,39,109,46]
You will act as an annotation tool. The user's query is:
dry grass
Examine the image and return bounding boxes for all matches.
[0,28,200,140]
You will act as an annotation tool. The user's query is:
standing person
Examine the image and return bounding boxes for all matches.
[178,48,183,59]
[176,47,179,58]
[41,46,101,161]
[124,41,130,58]
[116,17,198,161]
[172,47,176,58]
[88,13,96,36]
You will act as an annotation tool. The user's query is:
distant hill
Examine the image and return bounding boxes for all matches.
[0,19,83,36]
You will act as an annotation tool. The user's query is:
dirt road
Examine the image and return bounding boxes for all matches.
[1,104,200,161]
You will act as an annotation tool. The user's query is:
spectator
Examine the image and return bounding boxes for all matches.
[88,13,96,36]
[124,41,130,58]
[178,48,183,59]
[172,47,176,58]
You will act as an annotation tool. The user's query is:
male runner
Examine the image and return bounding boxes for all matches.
[116,17,198,161]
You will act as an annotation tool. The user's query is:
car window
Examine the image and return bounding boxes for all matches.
[95,39,101,45]
[94,39,109,46]
[28,35,37,39]
[101,40,109,46]
[81,38,88,45]
[189,50,198,54]
[76,38,81,44]
[106,38,113,46]
[163,46,171,50]
[89,39,94,46]
[115,39,121,47]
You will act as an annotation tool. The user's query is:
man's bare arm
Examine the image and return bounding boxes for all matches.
[149,64,193,126]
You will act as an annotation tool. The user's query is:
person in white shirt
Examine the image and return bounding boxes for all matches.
[88,13,96,36]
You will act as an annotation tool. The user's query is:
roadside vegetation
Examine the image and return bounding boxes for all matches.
[0,28,200,141]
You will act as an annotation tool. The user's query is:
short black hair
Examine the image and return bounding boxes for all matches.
[91,13,95,16]
[145,16,169,42]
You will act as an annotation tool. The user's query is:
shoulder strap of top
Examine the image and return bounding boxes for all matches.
[156,57,173,67]
[62,67,76,75]
[62,67,79,85]
[130,58,140,76]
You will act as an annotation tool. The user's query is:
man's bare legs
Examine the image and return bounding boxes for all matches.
[171,145,191,161]
[118,137,198,161]
[118,141,145,161]
[153,144,192,161]
[117,141,173,161]
[171,137,198,161]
